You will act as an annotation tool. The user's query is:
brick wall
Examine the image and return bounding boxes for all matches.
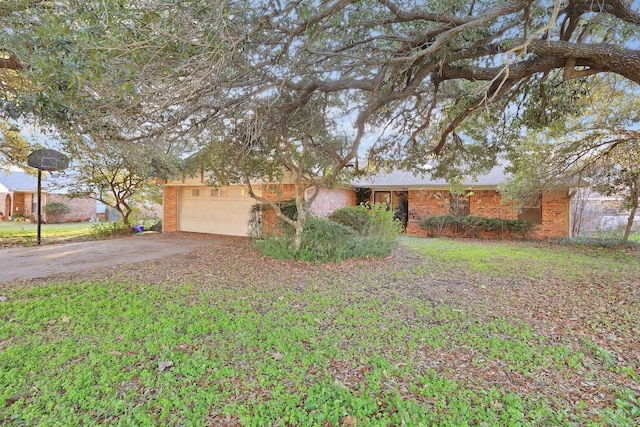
[469,190,518,220]
[261,184,298,234]
[46,194,96,222]
[406,188,571,239]
[309,188,357,218]
[163,186,178,232]
[531,189,570,239]
[405,190,452,235]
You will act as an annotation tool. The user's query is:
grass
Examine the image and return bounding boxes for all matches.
[0,222,98,246]
[1,237,639,426]
[1,283,574,425]
[402,236,640,281]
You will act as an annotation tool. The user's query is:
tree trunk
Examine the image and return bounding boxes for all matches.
[622,198,638,241]
[290,171,309,251]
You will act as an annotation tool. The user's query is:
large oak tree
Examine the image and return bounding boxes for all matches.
[2,0,640,232]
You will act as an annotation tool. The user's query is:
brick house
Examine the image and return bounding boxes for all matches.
[161,165,573,239]
[0,169,97,222]
[350,166,571,239]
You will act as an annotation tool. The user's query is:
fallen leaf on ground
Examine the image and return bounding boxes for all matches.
[158,361,174,371]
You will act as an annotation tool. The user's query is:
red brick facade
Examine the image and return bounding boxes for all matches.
[309,188,358,218]
[261,184,298,234]
[160,182,572,239]
[405,188,570,239]
[163,186,178,232]
[0,191,95,222]
[46,194,97,222]
[532,190,571,239]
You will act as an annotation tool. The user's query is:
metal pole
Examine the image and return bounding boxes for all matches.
[37,170,42,245]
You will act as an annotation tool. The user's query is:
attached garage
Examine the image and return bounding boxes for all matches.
[170,184,261,237]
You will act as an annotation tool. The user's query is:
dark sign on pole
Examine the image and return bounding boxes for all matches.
[27,149,70,245]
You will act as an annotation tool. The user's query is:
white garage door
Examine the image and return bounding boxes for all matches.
[178,186,260,236]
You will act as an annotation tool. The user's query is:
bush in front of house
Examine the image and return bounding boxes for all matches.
[256,206,403,263]
[328,205,371,235]
[419,214,536,237]
[44,202,71,223]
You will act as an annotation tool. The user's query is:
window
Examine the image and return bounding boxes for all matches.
[210,189,218,197]
[191,189,200,197]
[518,195,542,224]
[373,191,391,206]
[449,192,470,217]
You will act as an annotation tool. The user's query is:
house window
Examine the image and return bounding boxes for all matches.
[449,192,470,217]
[32,193,38,215]
[373,191,391,206]
[210,189,218,197]
[518,195,542,224]
[191,189,200,197]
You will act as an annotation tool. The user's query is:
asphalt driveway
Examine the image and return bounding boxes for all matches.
[0,233,219,284]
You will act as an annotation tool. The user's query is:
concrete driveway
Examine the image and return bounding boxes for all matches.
[0,233,218,284]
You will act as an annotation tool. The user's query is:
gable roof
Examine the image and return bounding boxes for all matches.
[0,169,39,192]
[0,169,74,194]
[351,164,510,189]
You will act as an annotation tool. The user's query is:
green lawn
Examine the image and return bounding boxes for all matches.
[0,222,97,246]
[1,238,639,426]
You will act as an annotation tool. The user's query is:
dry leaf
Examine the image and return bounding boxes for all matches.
[61,316,70,323]
[109,350,123,357]
[158,361,174,371]
[343,415,356,426]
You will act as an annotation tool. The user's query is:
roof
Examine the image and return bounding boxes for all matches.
[351,164,510,189]
[0,169,75,194]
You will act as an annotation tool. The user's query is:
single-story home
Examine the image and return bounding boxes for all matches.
[161,165,574,239]
[0,169,97,222]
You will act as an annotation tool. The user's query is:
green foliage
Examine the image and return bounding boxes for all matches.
[89,221,130,239]
[43,202,71,223]
[249,200,298,238]
[328,205,371,235]
[0,222,96,247]
[0,120,32,167]
[404,237,640,281]
[256,209,402,263]
[297,218,358,263]
[419,215,536,238]
[553,236,640,249]
[2,241,638,426]
[367,202,405,237]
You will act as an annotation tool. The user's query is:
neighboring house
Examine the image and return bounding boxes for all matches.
[0,169,96,222]
[161,165,574,239]
[571,187,640,236]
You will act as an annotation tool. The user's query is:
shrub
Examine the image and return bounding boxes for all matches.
[297,218,358,263]
[553,236,640,248]
[368,202,405,237]
[90,221,130,239]
[419,215,536,238]
[328,205,371,235]
[255,210,403,263]
[44,202,71,223]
